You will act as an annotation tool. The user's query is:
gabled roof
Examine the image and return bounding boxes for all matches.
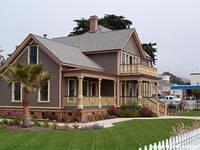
[52,26,136,52]
[32,34,103,70]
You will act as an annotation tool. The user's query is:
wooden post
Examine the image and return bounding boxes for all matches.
[116,77,120,107]
[138,80,142,104]
[78,77,83,109]
[98,78,102,108]
[124,81,127,105]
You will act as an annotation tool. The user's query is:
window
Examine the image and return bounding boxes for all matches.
[121,52,126,64]
[28,45,38,64]
[83,80,89,96]
[67,79,76,97]
[12,82,22,102]
[38,80,50,102]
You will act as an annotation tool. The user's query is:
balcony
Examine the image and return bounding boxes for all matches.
[63,96,116,108]
[120,64,157,76]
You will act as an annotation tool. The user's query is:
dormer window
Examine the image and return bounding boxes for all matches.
[28,45,39,64]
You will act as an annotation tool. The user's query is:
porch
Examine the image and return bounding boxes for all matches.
[62,72,116,109]
[120,80,166,115]
[120,64,157,77]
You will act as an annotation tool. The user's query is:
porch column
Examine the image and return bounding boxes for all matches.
[149,82,152,97]
[98,78,102,108]
[116,77,120,107]
[155,82,158,99]
[124,81,127,105]
[138,80,142,104]
[78,77,83,109]
[113,81,116,99]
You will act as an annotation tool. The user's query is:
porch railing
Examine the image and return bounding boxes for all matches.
[120,64,157,76]
[63,96,116,107]
[120,96,167,115]
[120,96,139,105]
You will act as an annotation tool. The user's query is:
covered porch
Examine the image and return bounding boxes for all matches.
[119,76,167,115]
[62,71,116,109]
[120,79,158,105]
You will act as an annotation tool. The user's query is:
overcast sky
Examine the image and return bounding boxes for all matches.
[1,0,200,78]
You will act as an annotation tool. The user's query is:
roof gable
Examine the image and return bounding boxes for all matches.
[0,34,103,73]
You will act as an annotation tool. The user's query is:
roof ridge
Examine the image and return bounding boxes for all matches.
[31,34,80,49]
[52,27,135,39]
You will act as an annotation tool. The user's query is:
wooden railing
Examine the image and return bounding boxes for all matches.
[120,64,157,76]
[120,96,139,105]
[120,96,167,115]
[63,96,116,107]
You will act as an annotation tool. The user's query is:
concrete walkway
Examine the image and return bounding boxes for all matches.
[66,116,200,128]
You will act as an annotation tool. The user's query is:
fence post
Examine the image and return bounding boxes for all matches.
[153,142,157,150]
[149,144,153,150]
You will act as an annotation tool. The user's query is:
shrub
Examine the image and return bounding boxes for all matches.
[43,120,49,128]
[52,120,58,130]
[33,119,41,127]
[13,118,21,125]
[42,112,58,121]
[0,121,4,127]
[107,106,119,116]
[72,122,79,129]
[141,107,157,117]
[2,119,8,125]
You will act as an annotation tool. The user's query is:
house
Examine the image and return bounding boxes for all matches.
[0,16,166,122]
[158,75,171,96]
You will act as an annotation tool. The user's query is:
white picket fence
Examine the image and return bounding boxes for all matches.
[139,128,200,150]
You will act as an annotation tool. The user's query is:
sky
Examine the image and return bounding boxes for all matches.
[0,0,200,78]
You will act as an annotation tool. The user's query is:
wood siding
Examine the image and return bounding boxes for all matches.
[87,52,118,74]
[0,44,60,107]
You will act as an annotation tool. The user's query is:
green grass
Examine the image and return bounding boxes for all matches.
[173,110,200,116]
[0,119,194,150]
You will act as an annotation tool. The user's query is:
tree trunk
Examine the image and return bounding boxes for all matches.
[22,91,32,127]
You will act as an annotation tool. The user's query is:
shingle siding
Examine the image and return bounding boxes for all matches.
[87,52,118,74]
[0,45,60,107]
[123,37,140,56]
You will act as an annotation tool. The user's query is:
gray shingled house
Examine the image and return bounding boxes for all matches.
[0,16,166,122]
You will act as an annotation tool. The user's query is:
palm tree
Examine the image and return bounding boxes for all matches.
[0,63,51,127]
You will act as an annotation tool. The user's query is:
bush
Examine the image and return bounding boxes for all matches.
[72,122,79,129]
[43,120,49,128]
[141,107,157,117]
[33,119,41,127]
[116,109,140,117]
[2,119,8,125]
[52,120,58,130]
[42,112,58,121]
[107,106,119,116]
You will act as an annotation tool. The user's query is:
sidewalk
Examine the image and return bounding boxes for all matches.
[65,116,200,128]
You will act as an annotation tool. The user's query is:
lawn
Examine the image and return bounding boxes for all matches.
[0,119,194,150]
[173,110,200,116]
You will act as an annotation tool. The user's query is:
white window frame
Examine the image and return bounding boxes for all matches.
[12,82,22,102]
[121,51,126,64]
[38,80,50,103]
[67,79,77,97]
[28,45,39,64]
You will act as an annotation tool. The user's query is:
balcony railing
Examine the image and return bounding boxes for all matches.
[120,64,157,76]
[63,96,116,107]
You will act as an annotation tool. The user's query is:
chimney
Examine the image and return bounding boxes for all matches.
[90,16,98,33]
